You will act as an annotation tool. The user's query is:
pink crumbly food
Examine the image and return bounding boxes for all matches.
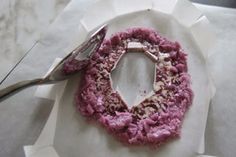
[64,27,193,147]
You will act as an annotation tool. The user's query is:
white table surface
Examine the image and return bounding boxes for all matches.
[0,1,236,157]
[0,0,70,82]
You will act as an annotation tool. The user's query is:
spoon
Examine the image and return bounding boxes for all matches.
[0,24,107,102]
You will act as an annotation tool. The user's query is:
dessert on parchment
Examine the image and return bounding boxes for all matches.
[64,27,193,147]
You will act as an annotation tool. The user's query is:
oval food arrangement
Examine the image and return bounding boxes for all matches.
[64,27,193,147]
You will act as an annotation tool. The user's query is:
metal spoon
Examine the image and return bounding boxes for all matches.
[0,24,107,102]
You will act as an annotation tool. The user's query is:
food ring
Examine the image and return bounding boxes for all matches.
[70,27,193,147]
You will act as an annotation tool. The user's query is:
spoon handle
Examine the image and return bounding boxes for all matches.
[0,78,43,102]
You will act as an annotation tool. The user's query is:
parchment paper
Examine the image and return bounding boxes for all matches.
[54,0,213,157]
[24,0,215,157]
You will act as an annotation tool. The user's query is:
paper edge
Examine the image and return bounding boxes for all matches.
[34,86,66,146]
[24,145,59,157]
[112,0,153,16]
[190,15,216,59]
[34,58,62,100]
[172,0,203,27]
[152,0,177,14]
[24,58,67,156]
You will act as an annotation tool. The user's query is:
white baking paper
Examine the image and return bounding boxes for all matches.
[111,52,156,107]
[24,0,216,157]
